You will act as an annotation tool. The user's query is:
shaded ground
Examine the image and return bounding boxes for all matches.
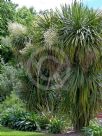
[55,132,82,136]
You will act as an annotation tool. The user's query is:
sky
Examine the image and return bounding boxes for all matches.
[12,0,102,11]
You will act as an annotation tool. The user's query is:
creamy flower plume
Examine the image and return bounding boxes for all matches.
[44,28,58,46]
[8,22,27,36]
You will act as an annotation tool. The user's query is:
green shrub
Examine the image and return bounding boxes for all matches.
[91,125,102,136]
[13,119,37,131]
[82,125,102,136]
[37,115,50,130]
[0,44,14,63]
[82,127,93,136]
[0,92,26,113]
[0,106,65,133]
[0,63,18,101]
[0,109,37,131]
[0,108,24,127]
[48,118,64,134]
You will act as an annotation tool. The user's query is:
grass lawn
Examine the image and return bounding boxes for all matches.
[0,126,46,136]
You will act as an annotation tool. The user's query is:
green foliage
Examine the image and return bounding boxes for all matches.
[15,7,36,27]
[37,115,50,130]
[0,44,14,63]
[0,104,65,133]
[0,109,37,131]
[0,0,16,38]
[82,118,102,136]
[8,22,28,50]
[91,126,102,136]
[12,34,28,50]
[82,127,93,136]
[56,3,102,130]
[48,118,64,134]
[15,68,60,113]
[15,6,37,43]
[82,126,102,136]
[15,69,38,111]
[0,63,18,101]
[0,92,25,113]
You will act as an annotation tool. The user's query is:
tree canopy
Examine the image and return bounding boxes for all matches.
[0,0,16,38]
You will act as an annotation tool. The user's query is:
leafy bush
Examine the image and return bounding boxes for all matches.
[0,92,25,113]
[91,125,102,136]
[37,115,50,130]
[13,119,37,131]
[0,107,65,133]
[8,22,28,50]
[48,118,64,134]
[0,63,18,101]
[0,108,25,127]
[0,109,37,131]
[0,44,14,63]
[82,127,93,136]
[82,124,102,136]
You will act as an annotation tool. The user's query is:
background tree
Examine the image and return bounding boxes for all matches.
[0,0,17,63]
[15,6,37,43]
[0,0,16,38]
[15,6,36,26]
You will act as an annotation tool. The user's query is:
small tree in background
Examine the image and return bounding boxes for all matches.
[0,0,16,38]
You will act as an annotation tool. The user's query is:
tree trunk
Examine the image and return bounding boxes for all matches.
[74,115,90,131]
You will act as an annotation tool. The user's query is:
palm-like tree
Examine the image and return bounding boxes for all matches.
[57,2,102,130]
[38,2,102,130]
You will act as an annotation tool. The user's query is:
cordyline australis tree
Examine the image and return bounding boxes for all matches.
[37,2,102,130]
[8,1,102,131]
[58,3,102,130]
